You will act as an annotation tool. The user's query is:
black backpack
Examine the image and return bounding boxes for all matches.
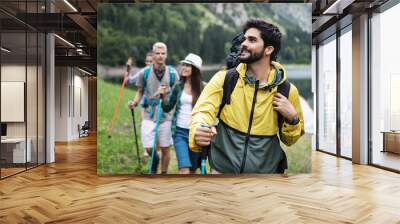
[217,67,291,131]
[225,32,245,69]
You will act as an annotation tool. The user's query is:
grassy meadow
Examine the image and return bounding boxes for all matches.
[97,78,179,175]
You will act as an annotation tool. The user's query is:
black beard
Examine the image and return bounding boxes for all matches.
[239,49,264,64]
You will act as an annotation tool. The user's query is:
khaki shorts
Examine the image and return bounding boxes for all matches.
[211,169,222,174]
[141,119,173,149]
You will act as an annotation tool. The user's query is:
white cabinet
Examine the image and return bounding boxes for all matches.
[1,138,32,163]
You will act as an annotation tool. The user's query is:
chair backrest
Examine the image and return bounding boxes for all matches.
[82,121,90,130]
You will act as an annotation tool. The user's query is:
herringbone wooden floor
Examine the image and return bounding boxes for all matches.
[1,135,400,223]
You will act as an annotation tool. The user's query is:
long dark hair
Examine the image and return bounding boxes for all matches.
[181,65,203,107]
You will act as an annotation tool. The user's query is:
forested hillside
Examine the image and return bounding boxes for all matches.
[98,3,311,67]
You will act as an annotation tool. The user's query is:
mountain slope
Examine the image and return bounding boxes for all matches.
[98,3,311,66]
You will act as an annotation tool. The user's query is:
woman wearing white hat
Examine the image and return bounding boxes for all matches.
[159,53,205,174]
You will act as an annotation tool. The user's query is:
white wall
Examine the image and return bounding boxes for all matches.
[1,82,25,122]
[1,64,46,164]
[54,67,89,141]
[73,72,89,137]
[1,65,26,139]
[1,65,26,81]
[55,66,68,141]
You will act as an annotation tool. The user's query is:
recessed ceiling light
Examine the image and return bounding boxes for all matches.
[63,0,78,12]
[1,47,11,53]
[78,67,93,76]
[322,0,354,15]
[54,34,75,48]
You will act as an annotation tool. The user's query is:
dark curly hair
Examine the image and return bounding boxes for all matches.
[242,18,282,61]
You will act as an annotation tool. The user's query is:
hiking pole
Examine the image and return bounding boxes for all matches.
[201,146,209,175]
[148,92,164,175]
[108,57,133,138]
[130,108,141,170]
[200,124,212,175]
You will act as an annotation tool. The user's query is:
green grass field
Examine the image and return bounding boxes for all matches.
[97,78,311,175]
[283,134,311,174]
[97,79,179,175]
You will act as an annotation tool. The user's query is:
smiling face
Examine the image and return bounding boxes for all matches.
[239,28,265,64]
[239,27,275,64]
[180,63,192,78]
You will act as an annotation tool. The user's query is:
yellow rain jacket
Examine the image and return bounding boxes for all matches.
[189,62,304,174]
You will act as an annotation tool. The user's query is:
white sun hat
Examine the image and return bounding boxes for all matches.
[180,53,202,70]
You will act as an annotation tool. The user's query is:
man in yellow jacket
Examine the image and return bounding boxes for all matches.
[189,19,304,174]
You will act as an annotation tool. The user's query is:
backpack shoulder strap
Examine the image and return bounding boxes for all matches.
[277,77,291,130]
[217,68,240,118]
[167,65,176,88]
[143,65,152,91]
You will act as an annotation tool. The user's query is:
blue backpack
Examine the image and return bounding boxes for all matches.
[141,65,176,118]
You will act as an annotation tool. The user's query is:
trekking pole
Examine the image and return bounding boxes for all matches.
[148,91,164,175]
[130,108,141,170]
[200,124,211,175]
[108,57,133,138]
[201,147,208,175]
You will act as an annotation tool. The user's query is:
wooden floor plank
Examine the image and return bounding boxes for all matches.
[0,135,399,223]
